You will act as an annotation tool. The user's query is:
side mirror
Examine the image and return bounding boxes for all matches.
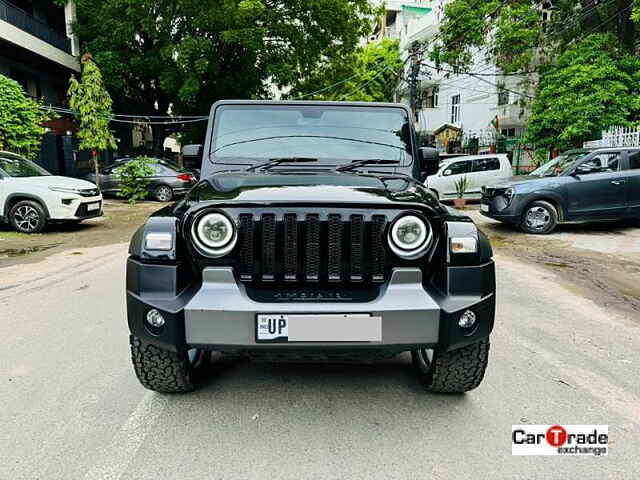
[574,165,594,176]
[419,147,440,177]
[443,169,452,177]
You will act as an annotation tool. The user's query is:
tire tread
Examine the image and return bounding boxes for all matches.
[129,335,194,393]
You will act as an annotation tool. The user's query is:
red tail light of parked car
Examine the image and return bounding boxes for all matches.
[177,174,193,182]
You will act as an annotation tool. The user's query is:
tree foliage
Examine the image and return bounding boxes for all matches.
[114,156,155,204]
[68,54,117,188]
[68,54,117,153]
[291,38,403,102]
[430,0,640,149]
[525,34,640,149]
[71,0,377,152]
[0,74,52,159]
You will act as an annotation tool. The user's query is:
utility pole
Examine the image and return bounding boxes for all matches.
[408,41,423,123]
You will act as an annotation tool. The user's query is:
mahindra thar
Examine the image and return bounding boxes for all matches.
[126,101,495,394]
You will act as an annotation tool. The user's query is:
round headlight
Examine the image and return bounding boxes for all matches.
[388,215,432,259]
[192,212,237,257]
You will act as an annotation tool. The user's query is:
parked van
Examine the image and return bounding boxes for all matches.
[425,154,512,200]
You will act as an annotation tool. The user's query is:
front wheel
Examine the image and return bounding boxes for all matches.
[9,200,47,234]
[129,335,210,393]
[412,339,490,393]
[520,200,558,234]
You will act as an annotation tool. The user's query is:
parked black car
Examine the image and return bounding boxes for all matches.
[481,147,640,233]
[85,158,198,202]
[125,100,496,395]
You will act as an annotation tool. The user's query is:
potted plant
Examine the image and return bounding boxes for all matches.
[453,176,468,209]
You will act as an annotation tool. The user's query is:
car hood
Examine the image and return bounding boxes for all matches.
[484,175,549,189]
[187,170,443,210]
[10,175,99,190]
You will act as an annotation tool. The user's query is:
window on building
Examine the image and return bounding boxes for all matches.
[450,94,460,124]
[424,87,439,108]
[497,84,509,106]
[501,128,516,138]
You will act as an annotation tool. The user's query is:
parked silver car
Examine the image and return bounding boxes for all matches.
[85,158,198,202]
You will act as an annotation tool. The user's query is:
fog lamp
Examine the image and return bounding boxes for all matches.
[458,310,476,329]
[146,309,166,328]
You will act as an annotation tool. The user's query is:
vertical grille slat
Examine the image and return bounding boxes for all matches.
[327,214,343,282]
[261,213,276,282]
[350,215,364,282]
[238,214,254,282]
[305,214,320,282]
[284,213,298,282]
[371,215,387,283]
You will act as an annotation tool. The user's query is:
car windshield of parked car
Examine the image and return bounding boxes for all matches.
[209,105,413,166]
[529,152,587,177]
[0,155,51,177]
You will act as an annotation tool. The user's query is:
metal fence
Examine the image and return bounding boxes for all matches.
[0,0,71,53]
[584,126,640,149]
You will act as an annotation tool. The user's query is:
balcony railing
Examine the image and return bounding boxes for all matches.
[0,0,71,54]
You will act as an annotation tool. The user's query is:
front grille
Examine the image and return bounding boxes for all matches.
[237,212,389,284]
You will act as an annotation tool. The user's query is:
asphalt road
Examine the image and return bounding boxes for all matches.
[1,244,638,479]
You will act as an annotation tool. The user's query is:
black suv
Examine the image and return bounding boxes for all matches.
[126,101,496,394]
[482,147,640,233]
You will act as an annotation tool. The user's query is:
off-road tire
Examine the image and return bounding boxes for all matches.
[9,199,47,234]
[130,335,209,393]
[412,339,490,393]
[153,185,174,202]
[520,200,558,234]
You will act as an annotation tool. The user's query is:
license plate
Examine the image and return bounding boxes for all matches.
[256,314,382,343]
[86,202,100,212]
[480,203,490,212]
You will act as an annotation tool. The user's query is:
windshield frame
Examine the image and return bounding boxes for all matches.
[0,152,52,178]
[529,151,590,177]
[205,101,417,170]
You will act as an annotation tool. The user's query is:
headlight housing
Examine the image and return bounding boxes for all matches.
[191,212,237,257]
[503,187,515,205]
[388,214,432,259]
[49,187,81,195]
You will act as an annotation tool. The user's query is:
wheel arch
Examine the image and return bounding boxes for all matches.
[4,193,50,219]
[521,192,566,222]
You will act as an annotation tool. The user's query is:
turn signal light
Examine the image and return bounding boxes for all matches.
[450,237,477,254]
[177,173,193,182]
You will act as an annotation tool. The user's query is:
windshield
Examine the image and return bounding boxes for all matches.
[209,105,413,167]
[0,155,51,177]
[529,152,587,177]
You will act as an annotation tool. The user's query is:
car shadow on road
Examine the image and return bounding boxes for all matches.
[191,353,473,403]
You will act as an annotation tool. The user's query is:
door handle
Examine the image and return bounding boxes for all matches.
[611,180,626,185]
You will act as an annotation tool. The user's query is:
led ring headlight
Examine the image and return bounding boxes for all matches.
[191,212,237,258]
[388,214,432,259]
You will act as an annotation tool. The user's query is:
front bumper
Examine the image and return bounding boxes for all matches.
[127,260,495,354]
[49,195,103,220]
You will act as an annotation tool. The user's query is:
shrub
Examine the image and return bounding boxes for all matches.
[114,157,155,204]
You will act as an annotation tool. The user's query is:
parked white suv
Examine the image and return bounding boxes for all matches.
[0,151,103,234]
[425,154,512,200]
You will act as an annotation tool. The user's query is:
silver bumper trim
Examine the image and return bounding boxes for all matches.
[184,267,440,347]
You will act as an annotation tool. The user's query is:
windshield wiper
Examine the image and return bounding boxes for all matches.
[335,159,400,172]
[246,157,318,171]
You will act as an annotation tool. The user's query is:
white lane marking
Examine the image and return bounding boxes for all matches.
[84,392,168,480]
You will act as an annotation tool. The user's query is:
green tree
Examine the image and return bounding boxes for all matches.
[71,0,377,153]
[0,74,52,159]
[429,0,640,149]
[526,34,640,149]
[292,38,403,102]
[114,156,155,204]
[68,54,117,189]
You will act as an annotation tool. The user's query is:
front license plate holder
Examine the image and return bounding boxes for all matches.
[480,203,490,212]
[256,314,382,343]
[87,202,100,212]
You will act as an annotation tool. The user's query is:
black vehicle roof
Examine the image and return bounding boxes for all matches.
[208,99,412,115]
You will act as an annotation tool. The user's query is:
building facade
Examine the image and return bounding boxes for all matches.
[374,0,537,168]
